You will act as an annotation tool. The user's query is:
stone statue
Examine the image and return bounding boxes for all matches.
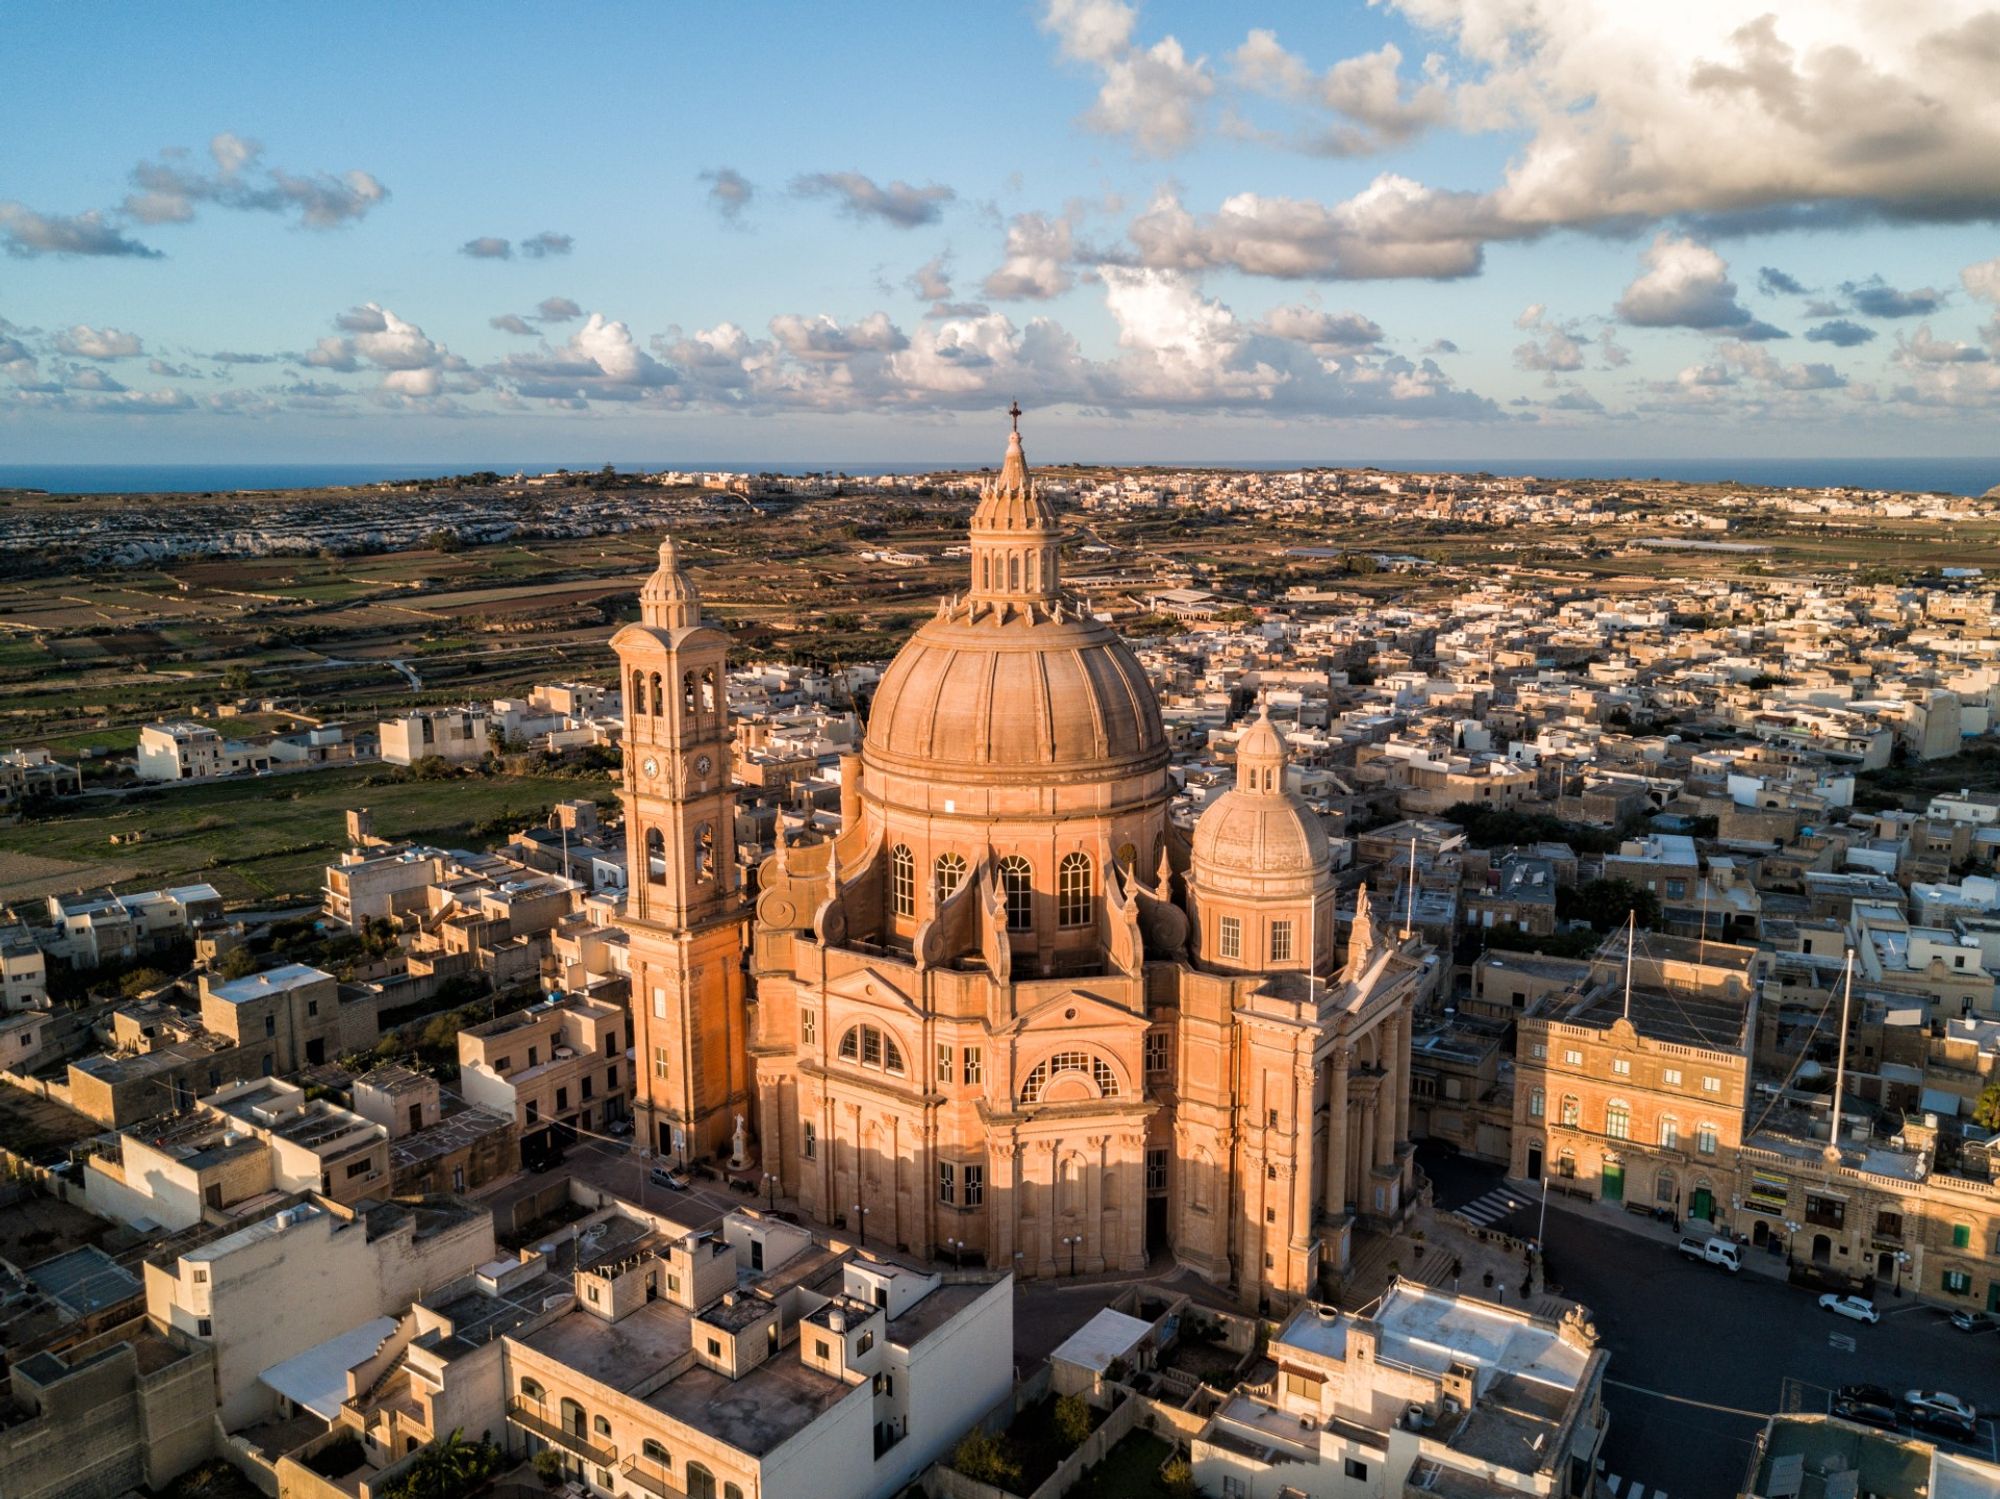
[729,1112,749,1169]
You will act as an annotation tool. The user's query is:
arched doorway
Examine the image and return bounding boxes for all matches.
[1751,1219,1769,1247]
[1525,1144,1543,1180]
[1811,1234,1832,1265]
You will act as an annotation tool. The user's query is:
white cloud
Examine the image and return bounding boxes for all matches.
[520,232,572,258]
[983,213,1076,300]
[1898,325,1990,364]
[1965,255,2000,305]
[907,254,954,302]
[1615,234,1786,337]
[701,167,755,222]
[125,132,387,229]
[1040,0,1213,157]
[536,297,582,322]
[53,325,144,360]
[0,203,159,258]
[1233,32,1451,155]
[1255,303,1383,348]
[768,312,910,360]
[462,237,512,259]
[1126,182,1486,280]
[791,172,955,228]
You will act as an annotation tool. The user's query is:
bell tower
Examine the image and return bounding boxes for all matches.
[612,537,749,1165]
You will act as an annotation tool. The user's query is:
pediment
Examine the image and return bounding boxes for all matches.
[825,965,917,1014]
[1012,984,1143,1031]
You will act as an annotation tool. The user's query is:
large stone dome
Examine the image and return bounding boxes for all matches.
[860,421,1169,804]
[864,612,1167,779]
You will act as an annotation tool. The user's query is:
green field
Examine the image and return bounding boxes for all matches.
[0,765,608,904]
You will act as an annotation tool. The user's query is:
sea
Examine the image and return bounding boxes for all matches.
[1,455,1996,498]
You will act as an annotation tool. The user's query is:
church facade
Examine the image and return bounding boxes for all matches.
[614,420,1420,1310]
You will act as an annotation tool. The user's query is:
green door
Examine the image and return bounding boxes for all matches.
[1602,1162,1624,1204]
[1987,1282,2000,1314]
[1691,1188,1714,1222]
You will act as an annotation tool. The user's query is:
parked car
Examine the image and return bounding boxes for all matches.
[1677,1234,1742,1271]
[1831,1385,1900,1430]
[1904,1391,1977,1432]
[1948,1309,1993,1334]
[649,1165,691,1192]
[1819,1294,1880,1324]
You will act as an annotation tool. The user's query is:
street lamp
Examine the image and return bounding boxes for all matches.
[945,1236,965,1270]
[1061,1234,1083,1276]
[1893,1249,1910,1299]
[852,1203,870,1248]
[1783,1219,1801,1274]
[762,1171,780,1211]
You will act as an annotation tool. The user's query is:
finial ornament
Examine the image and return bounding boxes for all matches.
[1008,399,1022,432]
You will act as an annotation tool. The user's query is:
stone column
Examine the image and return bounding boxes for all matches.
[1085,1136,1105,1273]
[1290,1063,1313,1243]
[1375,1026,1397,1170]
[1395,1007,1413,1149]
[1039,1143,1057,1275]
[1358,1093,1377,1209]
[1324,1048,1351,1218]
[992,1139,1016,1270]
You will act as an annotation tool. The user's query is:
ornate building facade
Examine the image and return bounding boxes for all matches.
[617,420,1421,1310]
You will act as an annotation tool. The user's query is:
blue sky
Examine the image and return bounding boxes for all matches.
[5,0,2000,464]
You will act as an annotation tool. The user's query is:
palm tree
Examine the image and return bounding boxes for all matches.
[389,1428,502,1499]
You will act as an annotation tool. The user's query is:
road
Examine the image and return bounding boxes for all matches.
[1422,1147,2000,1497]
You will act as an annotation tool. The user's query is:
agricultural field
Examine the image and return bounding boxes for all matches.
[0,765,604,905]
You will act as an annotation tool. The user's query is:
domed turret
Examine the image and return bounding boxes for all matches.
[1188,710,1334,972]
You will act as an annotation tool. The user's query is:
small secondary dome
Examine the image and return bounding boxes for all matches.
[1190,711,1331,900]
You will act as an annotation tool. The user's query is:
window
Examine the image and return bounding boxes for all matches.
[1057,852,1093,926]
[646,828,666,884]
[520,1377,545,1402]
[594,1415,612,1437]
[1563,1048,1583,1066]
[1659,1116,1679,1150]
[706,1337,721,1357]
[935,852,967,899]
[1146,1149,1168,1193]
[814,1338,830,1360]
[198,1317,212,1336]
[1146,1031,1170,1074]
[607,1064,618,1089]
[1605,1102,1630,1140]
[345,1157,373,1179]
[525,1101,540,1125]
[264,1014,276,1038]
[1663,1067,1683,1086]
[890,844,915,917]
[653,986,666,1019]
[837,1025,906,1075]
[1022,1050,1120,1102]
[938,1042,953,1082]
[1529,1042,1546,1060]
[1953,1222,1972,1249]
[1283,1370,1322,1401]
[1529,1088,1545,1119]
[1702,1075,1722,1094]
[857,1330,874,1354]
[801,1009,816,1046]
[1945,1269,1973,1296]
[653,1046,669,1079]
[1270,919,1294,963]
[802,1121,816,1159]
[1265,1207,1277,1223]
[581,1075,593,1100]
[1219,915,1242,960]
[642,1440,669,1466]
[963,1047,982,1085]
[1560,1095,1579,1127]
[192,1268,207,1284]
[1345,1459,1370,1481]
[556,1087,569,1112]
[999,856,1033,930]
[964,1164,984,1207]
[1612,1058,1631,1076]
[307,998,319,1017]
[938,1162,956,1204]
[1696,1123,1718,1156]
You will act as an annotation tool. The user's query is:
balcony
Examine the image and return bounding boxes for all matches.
[621,1457,686,1498]
[506,1397,617,1467]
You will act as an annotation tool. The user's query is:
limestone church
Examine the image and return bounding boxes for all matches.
[612,417,1421,1310]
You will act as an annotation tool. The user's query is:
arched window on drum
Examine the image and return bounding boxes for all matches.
[890,845,915,917]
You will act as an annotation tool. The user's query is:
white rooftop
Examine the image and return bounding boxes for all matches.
[1049,1307,1153,1373]
[208,963,333,1004]
[258,1315,397,1419]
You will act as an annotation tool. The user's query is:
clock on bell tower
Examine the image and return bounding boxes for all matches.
[611,537,750,1164]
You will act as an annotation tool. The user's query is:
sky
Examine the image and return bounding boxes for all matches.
[5,0,2000,466]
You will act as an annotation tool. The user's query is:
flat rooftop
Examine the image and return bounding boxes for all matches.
[1747,1416,1951,1499]
[642,1350,853,1457]
[1558,980,1751,1051]
[207,963,332,1004]
[517,1298,691,1389]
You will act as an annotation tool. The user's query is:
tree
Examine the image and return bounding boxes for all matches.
[385,1429,501,1499]
[119,967,169,1000]
[215,947,258,981]
[221,664,253,693]
[1054,1392,1094,1447]
[1975,1078,2000,1131]
[1161,1455,1198,1499]
[1558,878,1662,933]
[951,1427,1022,1487]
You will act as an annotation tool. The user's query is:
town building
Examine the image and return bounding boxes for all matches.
[1190,1280,1608,1498]
[377,707,491,766]
[457,993,631,1163]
